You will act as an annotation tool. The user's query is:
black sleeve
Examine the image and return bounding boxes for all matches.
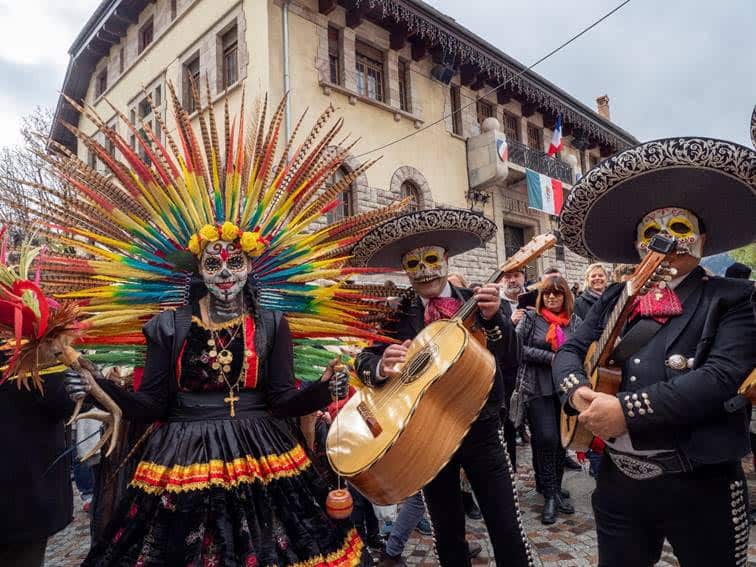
[33,371,76,421]
[552,284,623,411]
[622,286,756,438]
[355,311,401,388]
[267,314,331,417]
[95,313,172,422]
[573,295,588,321]
[516,313,554,366]
[477,305,521,369]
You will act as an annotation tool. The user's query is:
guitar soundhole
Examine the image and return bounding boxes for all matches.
[402,344,437,383]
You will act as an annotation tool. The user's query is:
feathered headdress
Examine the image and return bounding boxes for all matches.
[3,81,404,379]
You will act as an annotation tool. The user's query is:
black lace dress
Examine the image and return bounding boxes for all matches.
[83,305,362,566]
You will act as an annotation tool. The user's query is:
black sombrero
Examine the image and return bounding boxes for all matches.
[751,105,755,149]
[559,137,756,263]
[350,208,496,268]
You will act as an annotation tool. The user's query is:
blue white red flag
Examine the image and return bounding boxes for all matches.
[548,114,563,156]
[496,137,509,162]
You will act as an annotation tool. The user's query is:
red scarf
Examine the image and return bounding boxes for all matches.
[540,308,570,351]
[424,296,463,325]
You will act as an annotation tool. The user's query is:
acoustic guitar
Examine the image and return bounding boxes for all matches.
[560,234,676,450]
[326,233,556,505]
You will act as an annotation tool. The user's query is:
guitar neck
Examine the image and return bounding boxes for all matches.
[454,269,502,321]
[587,285,632,372]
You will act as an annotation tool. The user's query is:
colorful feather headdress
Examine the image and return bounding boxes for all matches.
[2,81,404,380]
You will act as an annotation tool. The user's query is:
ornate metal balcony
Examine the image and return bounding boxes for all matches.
[507,139,574,184]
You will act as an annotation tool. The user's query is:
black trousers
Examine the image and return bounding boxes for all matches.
[0,539,47,567]
[593,456,749,567]
[499,407,518,470]
[526,394,565,497]
[423,414,532,567]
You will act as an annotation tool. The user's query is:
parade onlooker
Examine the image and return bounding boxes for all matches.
[513,276,580,524]
[542,267,562,280]
[0,368,74,567]
[573,263,609,320]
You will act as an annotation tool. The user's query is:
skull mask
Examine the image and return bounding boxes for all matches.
[402,245,449,298]
[200,240,251,302]
[635,207,703,259]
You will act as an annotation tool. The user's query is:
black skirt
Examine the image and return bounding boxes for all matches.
[83,398,362,566]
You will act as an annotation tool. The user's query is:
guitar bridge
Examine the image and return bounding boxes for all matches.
[357,401,382,438]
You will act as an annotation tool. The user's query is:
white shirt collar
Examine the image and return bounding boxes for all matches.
[419,282,452,307]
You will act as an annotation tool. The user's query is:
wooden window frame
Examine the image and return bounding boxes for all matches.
[400,180,421,212]
[355,41,385,103]
[170,0,177,20]
[138,17,154,54]
[526,123,543,152]
[328,26,340,85]
[221,25,239,89]
[476,98,494,126]
[95,69,108,98]
[398,59,410,112]
[183,54,201,113]
[502,111,520,143]
[450,85,462,136]
[118,46,125,74]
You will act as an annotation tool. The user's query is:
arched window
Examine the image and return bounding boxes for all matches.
[400,180,422,212]
[326,167,354,223]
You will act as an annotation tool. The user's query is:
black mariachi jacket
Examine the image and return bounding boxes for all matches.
[96,304,332,422]
[356,285,521,421]
[553,267,756,465]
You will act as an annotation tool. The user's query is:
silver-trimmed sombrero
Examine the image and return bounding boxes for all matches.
[350,208,496,268]
[559,137,756,263]
[751,105,755,148]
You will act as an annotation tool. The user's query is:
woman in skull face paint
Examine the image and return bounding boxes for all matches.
[66,226,361,566]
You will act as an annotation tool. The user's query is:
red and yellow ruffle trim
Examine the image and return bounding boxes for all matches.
[290,528,363,567]
[131,445,311,494]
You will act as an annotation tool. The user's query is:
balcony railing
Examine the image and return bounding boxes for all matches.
[507,139,574,184]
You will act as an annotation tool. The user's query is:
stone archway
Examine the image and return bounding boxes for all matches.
[389,166,433,210]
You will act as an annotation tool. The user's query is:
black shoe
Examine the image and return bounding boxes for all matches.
[564,455,582,470]
[466,541,482,559]
[555,492,575,515]
[367,532,385,549]
[559,487,571,499]
[462,491,482,520]
[541,497,557,525]
[378,550,407,567]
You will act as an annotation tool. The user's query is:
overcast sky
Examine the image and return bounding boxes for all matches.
[0,0,753,148]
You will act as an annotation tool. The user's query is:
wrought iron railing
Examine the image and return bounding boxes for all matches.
[506,139,574,184]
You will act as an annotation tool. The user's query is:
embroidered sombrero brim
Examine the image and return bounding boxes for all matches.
[559,137,756,263]
[751,106,755,148]
[350,208,496,268]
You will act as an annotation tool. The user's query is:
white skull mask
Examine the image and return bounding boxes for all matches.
[402,245,449,298]
[200,240,251,302]
[635,207,703,258]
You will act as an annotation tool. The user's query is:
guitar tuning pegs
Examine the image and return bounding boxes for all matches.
[657,281,667,290]
[668,267,678,276]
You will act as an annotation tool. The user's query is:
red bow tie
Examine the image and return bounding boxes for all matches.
[629,285,683,324]
[424,296,463,325]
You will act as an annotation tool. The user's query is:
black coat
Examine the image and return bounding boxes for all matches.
[356,285,521,421]
[0,374,74,544]
[573,290,601,320]
[553,267,756,465]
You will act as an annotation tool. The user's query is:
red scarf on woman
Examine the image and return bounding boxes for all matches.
[540,308,570,351]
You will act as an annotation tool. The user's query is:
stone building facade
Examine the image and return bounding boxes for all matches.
[51,0,637,288]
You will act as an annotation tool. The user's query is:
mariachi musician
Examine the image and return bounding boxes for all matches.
[349,209,532,567]
[554,135,756,566]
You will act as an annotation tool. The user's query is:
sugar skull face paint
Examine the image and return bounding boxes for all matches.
[402,245,448,298]
[635,207,703,259]
[200,240,250,302]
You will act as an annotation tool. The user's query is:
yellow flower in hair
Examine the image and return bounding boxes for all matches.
[220,221,240,242]
[199,224,219,243]
[240,231,266,257]
[187,234,201,255]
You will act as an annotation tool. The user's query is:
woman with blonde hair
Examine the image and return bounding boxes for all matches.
[573,263,608,319]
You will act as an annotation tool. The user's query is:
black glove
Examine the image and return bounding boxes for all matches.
[328,369,349,400]
[63,370,90,401]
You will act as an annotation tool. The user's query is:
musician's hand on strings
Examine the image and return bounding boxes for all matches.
[474,284,502,320]
[578,391,628,439]
[379,340,412,379]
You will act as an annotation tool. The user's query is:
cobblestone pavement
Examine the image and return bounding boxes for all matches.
[46,444,756,566]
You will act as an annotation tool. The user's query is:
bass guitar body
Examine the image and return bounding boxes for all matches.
[560,342,623,451]
[326,319,495,505]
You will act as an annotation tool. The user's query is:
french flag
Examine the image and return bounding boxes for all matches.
[548,113,563,156]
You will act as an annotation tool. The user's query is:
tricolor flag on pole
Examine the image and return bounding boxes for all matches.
[526,169,564,216]
[547,113,563,156]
